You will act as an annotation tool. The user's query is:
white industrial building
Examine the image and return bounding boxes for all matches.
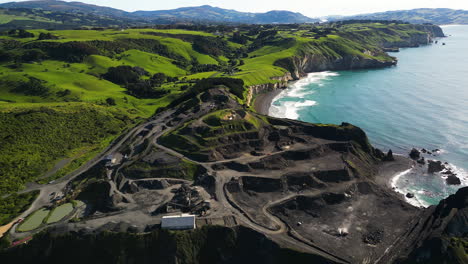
[161,214,196,230]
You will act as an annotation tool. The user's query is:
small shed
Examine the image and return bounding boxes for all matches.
[161,214,196,230]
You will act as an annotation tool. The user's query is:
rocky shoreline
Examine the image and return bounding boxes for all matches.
[251,25,445,115]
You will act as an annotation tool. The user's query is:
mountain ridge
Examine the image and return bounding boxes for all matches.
[329,8,468,25]
[0,1,318,24]
[1,1,468,26]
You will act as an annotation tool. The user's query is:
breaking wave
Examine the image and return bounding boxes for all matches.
[269,71,339,119]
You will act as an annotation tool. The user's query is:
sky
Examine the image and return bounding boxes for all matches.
[2,0,468,17]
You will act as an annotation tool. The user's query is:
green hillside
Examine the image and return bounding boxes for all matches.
[336,8,468,25]
[0,23,443,223]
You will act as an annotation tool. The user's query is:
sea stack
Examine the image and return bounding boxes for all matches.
[409,148,421,160]
[383,149,395,161]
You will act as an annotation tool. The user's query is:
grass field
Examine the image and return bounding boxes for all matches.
[0,10,57,25]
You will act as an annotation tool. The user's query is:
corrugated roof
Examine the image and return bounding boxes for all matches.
[161,214,196,229]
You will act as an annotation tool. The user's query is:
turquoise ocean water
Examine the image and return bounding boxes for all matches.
[270,25,468,207]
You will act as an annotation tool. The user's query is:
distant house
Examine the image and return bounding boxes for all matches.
[161,214,196,230]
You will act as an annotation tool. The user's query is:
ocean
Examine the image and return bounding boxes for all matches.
[269,25,468,207]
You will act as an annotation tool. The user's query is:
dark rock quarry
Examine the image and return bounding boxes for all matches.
[3,84,465,264]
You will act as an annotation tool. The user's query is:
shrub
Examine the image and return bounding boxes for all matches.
[0,49,13,62]
[106,97,116,106]
[37,32,59,40]
[17,29,34,38]
[192,36,231,56]
[11,77,50,96]
[126,81,169,99]
[151,73,167,86]
[192,78,245,99]
[21,49,47,62]
[102,66,140,85]
[56,89,71,97]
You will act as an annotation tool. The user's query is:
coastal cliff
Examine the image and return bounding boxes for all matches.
[248,24,445,107]
[246,73,293,106]
[380,187,468,264]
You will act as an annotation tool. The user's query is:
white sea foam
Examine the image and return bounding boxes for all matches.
[390,168,430,208]
[271,100,317,119]
[390,168,412,190]
[269,71,338,119]
[445,163,468,186]
[390,160,468,208]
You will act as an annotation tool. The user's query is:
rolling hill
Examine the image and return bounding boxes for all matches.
[0,0,130,18]
[330,8,468,25]
[132,5,318,24]
[0,1,318,26]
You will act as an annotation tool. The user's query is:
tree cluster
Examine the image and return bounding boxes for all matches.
[102,66,171,99]
[10,76,50,96]
[7,29,35,38]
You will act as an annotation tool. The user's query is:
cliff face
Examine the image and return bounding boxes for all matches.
[415,24,446,38]
[246,73,293,106]
[381,25,444,48]
[378,187,468,264]
[288,54,397,79]
[278,28,440,79]
[248,25,444,105]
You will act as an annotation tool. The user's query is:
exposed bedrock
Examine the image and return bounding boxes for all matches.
[241,176,283,193]
[427,160,446,174]
[277,53,397,80]
[409,148,421,160]
[314,168,352,183]
[446,175,462,186]
[284,172,326,191]
[385,187,468,264]
[247,27,443,107]
[269,182,420,263]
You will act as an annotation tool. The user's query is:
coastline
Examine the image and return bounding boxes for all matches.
[251,80,419,206]
[253,89,283,115]
[376,155,428,208]
[375,155,414,190]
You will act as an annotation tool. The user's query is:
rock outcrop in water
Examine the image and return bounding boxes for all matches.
[410,148,421,160]
[428,160,446,174]
[383,149,395,161]
[446,175,462,185]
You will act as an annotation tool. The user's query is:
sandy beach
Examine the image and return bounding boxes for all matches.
[253,87,415,197]
[253,89,283,115]
[375,155,413,189]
